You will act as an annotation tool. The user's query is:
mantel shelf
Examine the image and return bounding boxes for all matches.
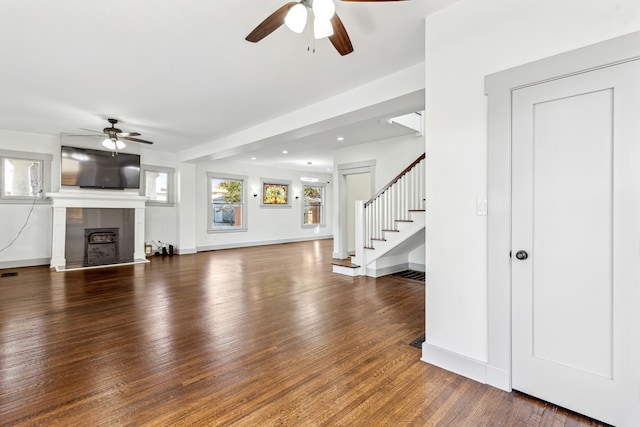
[47,190,147,209]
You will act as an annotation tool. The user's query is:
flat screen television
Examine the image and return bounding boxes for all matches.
[61,146,141,190]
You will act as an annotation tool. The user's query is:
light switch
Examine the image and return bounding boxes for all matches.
[476,198,488,216]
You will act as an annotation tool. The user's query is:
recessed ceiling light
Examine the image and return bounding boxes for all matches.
[337,136,344,141]
[251,157,257,160]
[282,150,288,154]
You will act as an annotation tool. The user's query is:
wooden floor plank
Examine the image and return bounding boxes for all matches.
[0,240,606,426]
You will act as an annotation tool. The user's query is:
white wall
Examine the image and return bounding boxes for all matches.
[424,0,640,382]
[334,134,425,191]
[176,162,197,254]
[139,147,180,251]
[195,160,332,251]
[408,245,425,271]
[0,130,58,266]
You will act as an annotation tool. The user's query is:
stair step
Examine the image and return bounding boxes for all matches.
[371,238,387,241]
[364,246,374,250]
[333,264,361,276]
[382,229,400,232]
[395,219,414,223]
[331,263,361,268]
[408,209,425,212]
[332,258,355,268]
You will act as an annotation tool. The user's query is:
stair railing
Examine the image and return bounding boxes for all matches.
[363,153,425,249]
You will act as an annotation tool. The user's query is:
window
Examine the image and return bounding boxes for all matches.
[260,178,292,208]
[302,184,325,227]
[0,150,51,201]
[141,165,175,206]
[208,173,247,232]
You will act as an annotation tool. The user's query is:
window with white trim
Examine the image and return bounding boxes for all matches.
[207,173,247,232]
[0,150,51,201]
[302,183,325,227]
[140,165,175,206]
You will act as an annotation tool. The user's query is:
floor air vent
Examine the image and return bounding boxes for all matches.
[409,335,425,349]
[390,270,425,282]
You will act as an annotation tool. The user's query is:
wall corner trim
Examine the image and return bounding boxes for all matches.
[486,365,511,392]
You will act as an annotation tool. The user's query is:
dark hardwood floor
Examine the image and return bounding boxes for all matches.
[0,240,605,426]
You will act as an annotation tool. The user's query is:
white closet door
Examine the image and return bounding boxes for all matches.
[511,59,640,426]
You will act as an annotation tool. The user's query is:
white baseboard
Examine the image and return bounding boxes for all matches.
[55,258,149,272]
[177,247,197,255]
[0,258,49,269]
[421,342,488,385]
[197,235,333,252]
[366,263,408,277]
[408,262,425,272]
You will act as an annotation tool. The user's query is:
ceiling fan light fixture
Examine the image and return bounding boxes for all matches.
[102,138,116,150]
[284,3,308,34]
[314,17,334,39]
[116,140,126,150]
[312,0,335,20]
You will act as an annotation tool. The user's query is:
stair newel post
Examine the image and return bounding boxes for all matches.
[365,205,372,247]
[411,163,420,209]
[406,167,412,211]
[420,160,427,210]
[408,166,413,211]
[418,160,424,210]
[354,200,365,268]
[400,175,406,220]
[380,192,384,234]
[408,169,413,211]
[375,198,380,239]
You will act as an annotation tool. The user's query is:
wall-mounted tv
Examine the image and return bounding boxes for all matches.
[61,146,141,190]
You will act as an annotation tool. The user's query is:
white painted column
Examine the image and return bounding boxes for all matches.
[134,207,146,260]
[50,207,67,269]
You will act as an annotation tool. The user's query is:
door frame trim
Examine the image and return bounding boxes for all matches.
[334,160,376,259]
[485,30,640,392]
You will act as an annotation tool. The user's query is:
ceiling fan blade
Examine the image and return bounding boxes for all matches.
[79,128,106,134]
[329,13,354,56]
[246,2,298,43]
[117,132,141,137]
[121,136,153,145]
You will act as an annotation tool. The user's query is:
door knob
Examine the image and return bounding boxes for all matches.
[515,250,529,260]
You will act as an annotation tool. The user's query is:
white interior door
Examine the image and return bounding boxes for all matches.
[512,60,640,426]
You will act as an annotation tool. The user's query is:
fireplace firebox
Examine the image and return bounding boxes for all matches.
[84,228,119,267]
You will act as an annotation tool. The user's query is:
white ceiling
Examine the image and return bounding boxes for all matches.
[0,0,455,169]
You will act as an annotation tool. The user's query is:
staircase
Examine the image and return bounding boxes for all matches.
[333,154,426,277]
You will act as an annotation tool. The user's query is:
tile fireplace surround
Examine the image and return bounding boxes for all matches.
[47,190,148,271]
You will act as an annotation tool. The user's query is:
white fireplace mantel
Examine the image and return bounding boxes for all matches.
[47,190,148,270]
